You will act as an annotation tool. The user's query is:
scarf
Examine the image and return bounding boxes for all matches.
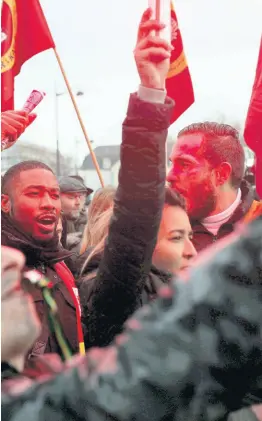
[1,212,72,264]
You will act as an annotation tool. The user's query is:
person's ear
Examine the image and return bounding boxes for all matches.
[1,194,11,213]
[215,162,232,186]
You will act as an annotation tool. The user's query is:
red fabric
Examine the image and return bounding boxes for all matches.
[53,261,85,355]
[166,2,194,124]
[1,0,55,111]
[244,36,262,198]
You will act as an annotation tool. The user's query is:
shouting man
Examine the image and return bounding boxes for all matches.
[1,161,84,364]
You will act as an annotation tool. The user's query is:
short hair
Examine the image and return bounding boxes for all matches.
[2,160,54,195]
[164,187,186,210]
[178,122,245,189]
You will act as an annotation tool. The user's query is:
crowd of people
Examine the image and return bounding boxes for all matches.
[1,8,262,421]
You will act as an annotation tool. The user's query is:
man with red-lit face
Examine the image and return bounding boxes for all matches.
[167,123,262,252]
[167,133,218,220]
[1,162,80,361]
[2,167,61,243]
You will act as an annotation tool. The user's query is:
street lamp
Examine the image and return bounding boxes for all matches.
[55,90,84,176]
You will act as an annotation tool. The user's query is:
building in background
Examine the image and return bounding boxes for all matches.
[79,141,176,192]
[1,141,73,175]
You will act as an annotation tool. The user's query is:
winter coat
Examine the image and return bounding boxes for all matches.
[79,251,171,348]
[77,92,174,348]
[1,213,80,361]
[2,215,262,421]
[191,180,262,252]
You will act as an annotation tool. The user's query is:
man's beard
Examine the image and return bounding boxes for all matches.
[187,182,217,220]
[67,210,80,220]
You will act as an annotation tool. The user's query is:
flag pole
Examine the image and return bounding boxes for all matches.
[53,48,105,187]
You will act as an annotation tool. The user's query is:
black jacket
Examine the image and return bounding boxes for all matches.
[191,180,259,252]
[2,216,262,421]
[1,213,79,361]
[79,251,171,348]
[77,92,174,348]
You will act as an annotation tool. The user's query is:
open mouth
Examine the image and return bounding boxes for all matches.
[38,219,55,226]
[36,215,56,231]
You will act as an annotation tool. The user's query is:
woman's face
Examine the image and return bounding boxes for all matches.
[152,205,197,275]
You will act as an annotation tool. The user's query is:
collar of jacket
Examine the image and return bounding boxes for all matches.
[81,250,172,286]
[1,212,74,265]
[191,180,254,232]
[144,265,172,295]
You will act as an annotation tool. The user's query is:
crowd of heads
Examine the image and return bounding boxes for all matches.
[1,121,256,276]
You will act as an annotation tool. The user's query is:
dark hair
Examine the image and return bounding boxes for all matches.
[164,187,186,210]
[178,122,245,189]
[2,160,54,194]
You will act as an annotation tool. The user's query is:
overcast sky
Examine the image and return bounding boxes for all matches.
[14,0,262,164]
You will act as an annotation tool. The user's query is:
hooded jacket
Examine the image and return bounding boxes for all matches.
[2,216,262,421]
[191,180,262,252]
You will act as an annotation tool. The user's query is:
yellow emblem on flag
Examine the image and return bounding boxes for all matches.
[1,0,17,73]
[166,50,188,79]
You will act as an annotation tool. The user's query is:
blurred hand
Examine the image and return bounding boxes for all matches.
[1,110,37,150]
[134,8,173,90]
[1,246,40,365]
[1,246,25,300]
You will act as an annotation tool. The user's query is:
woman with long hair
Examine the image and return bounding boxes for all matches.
[79,186,116,255]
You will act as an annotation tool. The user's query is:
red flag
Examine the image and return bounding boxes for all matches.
[1,0,55,111]
[166,2,194,124]
[244,36,262,198]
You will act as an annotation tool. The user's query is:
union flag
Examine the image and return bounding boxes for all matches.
[244,36,262,197]
[1,0,55,111]
[166,2,194,123]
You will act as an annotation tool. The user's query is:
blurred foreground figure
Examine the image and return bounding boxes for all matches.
[1,246,40,374]
[2,216,262,420]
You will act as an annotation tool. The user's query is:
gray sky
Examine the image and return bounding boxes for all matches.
[15,0,262,164]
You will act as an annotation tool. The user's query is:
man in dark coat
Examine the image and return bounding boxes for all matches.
[59,176,93,250]
[1,161,83,362]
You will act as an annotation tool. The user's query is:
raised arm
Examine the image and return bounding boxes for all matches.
[80,9,174,347]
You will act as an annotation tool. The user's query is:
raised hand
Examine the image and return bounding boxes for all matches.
[134,8,173,90]
[1,110,37,151]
